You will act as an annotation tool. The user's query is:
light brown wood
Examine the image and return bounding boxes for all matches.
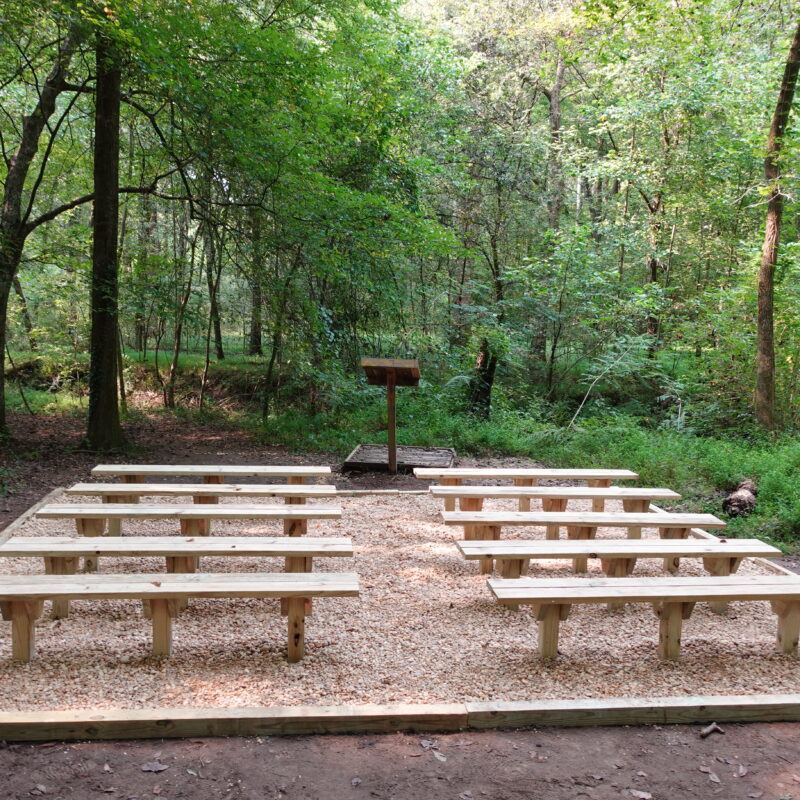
[587,478,612,511]
[10,600,41,662]
[514,478,537,511]
[92,465,332,478]
[416,468,638,480]
[442,511,726,529]
[440,478,461,512]
[458,497,483,512]
[536,604,562,659]
[38,504,341,521]
[286,597,306,662]
[488,575,800,660]
[68,483,338,498]
[150,598,173,657]
[43,555,79,619]
[431,486,680,501]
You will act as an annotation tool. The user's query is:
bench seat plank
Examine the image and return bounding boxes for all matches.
[458,539,778,560]
[67,483,338,498]
[0,571,359,599]
[92,465,331,478]
[0,536,353,558]
[489,575,800,603]
[487,575,800,661]
[442,511,726,528]
[415,468,638,479]
[0,572,358,663]
[37,504,341,520]
[431,486,679,500]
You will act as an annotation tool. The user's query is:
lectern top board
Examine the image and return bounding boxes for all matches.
[360,358,420,387]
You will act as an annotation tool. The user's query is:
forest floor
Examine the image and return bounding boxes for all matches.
[2,412,800,799]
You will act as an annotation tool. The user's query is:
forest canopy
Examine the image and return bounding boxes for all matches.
[3,0,800,533]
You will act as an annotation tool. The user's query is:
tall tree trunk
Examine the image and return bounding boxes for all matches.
[204,225,225,360]
[85,34,124,450]
[249,276,263,356]
[546,53,567,231]
[756,21,800,430]
[0,26,81,433]
[469,339,499,419]
[12,277,36,351]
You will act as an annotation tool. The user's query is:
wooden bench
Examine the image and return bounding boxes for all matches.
[0,536,353,618]
[415,468,639,512]
[0,572,359,663]
[89,465,333,535]
[443,510,727,573]
[488,574,800,660]
[459,538,780,613]
[431,486,679,513]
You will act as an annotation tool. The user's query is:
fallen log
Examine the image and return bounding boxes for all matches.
[722,479,757,517]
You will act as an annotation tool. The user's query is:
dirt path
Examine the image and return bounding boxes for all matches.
[1,723,798,799]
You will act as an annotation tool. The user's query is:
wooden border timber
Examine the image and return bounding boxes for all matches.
[2,695,800,741]
[0,487,66,545]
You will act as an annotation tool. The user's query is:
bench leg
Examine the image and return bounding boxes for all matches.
[459,497,483,512]
[282,556,313,616]
[659,527,690,573]
[535,604,568,660]
[771,600,800,654]
[103,494,129,536]
[542,498,567,539]
[478,525,501,574]
[440,478,460,512]
[622,498,649,513]
[284,476,308,535]
[150,599,179,658]
[76,518,106,572]
[498,558,525,579]
[44,556,79,619]
[165,557,196,612]
[588,479,611,511]
[567,526,596,573]
[180,518,209,537]
[703,557,738,614]
[9,600,42,662]
[602,558,637,610]
[656,602,685,660]
[515,478,537,511]
[286,597,306,662]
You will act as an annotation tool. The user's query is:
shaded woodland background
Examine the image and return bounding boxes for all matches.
[4,0,800,541]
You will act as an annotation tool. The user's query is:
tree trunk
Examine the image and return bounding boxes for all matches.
[204,226,225,360]
[756,21,800,430]
[85,34,125,450]
[546,53,567,231]
[469,338,498,419]
[249,276,263,356]
[0,26,81,433]
[12,277,37,351]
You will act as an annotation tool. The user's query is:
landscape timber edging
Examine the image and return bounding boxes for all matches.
[2,695,800,741]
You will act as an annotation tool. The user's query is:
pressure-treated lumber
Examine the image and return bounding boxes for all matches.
[91,464,332,479]
[458,538,778,577]
[2,695,800,741]
[488,575,800,660]
[443,511,726,529]
[67,483,338,498]
[431,486,679,501]
[0,572,359,662]
[415,468,639,480]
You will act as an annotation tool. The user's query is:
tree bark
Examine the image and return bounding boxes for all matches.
[249,276,263,356]
[0,25,81,433]
[85,34,125,450]
[204,225,225,360]
[11,276,36,351]
[546,53,567,231]
[469,339,498,419]
[756,21,800,430]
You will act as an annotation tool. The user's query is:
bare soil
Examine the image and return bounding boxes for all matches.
[1,723,799,799]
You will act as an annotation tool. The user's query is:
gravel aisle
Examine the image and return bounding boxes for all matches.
[0,492,796,711]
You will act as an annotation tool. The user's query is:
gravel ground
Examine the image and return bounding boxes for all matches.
[0,491,796,712]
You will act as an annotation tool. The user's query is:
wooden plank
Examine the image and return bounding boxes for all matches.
[360,358,420,387]
[0,572,360,601]
[91,465,332,478]
[457,539,779,559]
[488,575,800,604]
[431,486,681,500]
[443,511,725,528]
[67,483,338,498]
[466,694,800,729]
[3,695,800,741]
[343,445,455,472]
[0,536,354,559]
[415,468,638,480]
[36,504,341,520]
[0,703,469,741]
